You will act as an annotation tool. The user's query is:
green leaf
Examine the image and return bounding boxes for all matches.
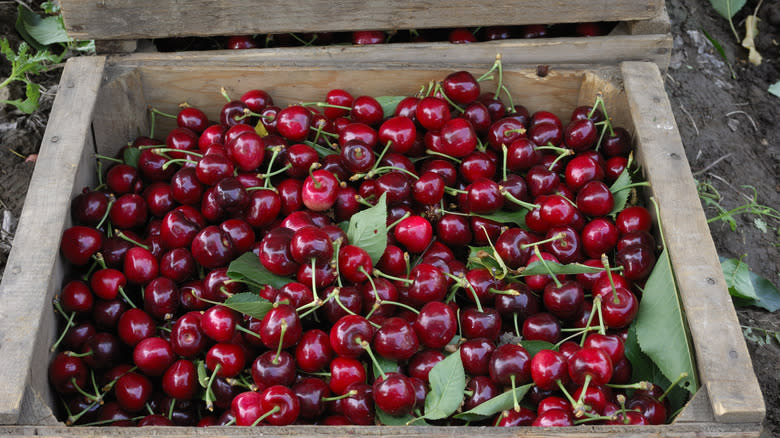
[123,147,141,168]
[218,292,273,321]
[2,81,40,114]
[454,384,533,421]
[16,5,70,47]
[467,245,501,271]
[375,96,406,118]
[227,252,294,289]
[375,407,428,425]
[195,360,208,387]
[709,0,747,19]
[722,257,780,312]
[346,192,388,264]
[520,340,556,358]
[721,257,758,301]
[424,349,466,420]
[304,140,339,157]
[372,356,400,380]
[608,165,632,216]
[635,247,699,395]
[520,260,605,276]
[770,81,780,98]
[471,209,528,227]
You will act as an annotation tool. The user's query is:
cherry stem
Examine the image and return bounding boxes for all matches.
[94,198,115,230]
[236,108,274,121]
[488,287,519,296]
[386,212,412,231]
[322,390,357,402]
[273,319,288,364]
[78,416,145,427]
[114,229,150,251]
[594,295,606,335]
[250,404,281,426]
[510,374,521,411]
[372,269,412,285]
[445,272,483,312]
[612,181,651,193]
[167,398,176,420]
[50,310,76,352]
[556,326,598,348]
[220,87,232,103]
[204,363,221,411]
[547,148,574,171]
[300,102,352,111]
[404,252,411,277]
[370,140,394,177]
[359,340,386,380]
[601,254,620,305]
[533,245,562,288]
[259,163,292,179]
[308,125,338,138]
[444,186,467,196]
[500,187,540,210]
[153,148,203,158]
[117,285,138,309]
[235,324,262,339]
[659,372,688,402]
[521,232,564,250]
[94,154,123,164]
[379,299,420,315]
[69,377,101,403]
[556,379,578,407]
[513,313,521,338]
[492,54,504,99]
[501,144,509,182]
[433,82,464,113]
[160,157,195,171]
[425,149,462,163]
[607,381,652,390]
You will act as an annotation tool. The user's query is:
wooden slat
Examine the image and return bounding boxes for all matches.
[621,61,765,424]
[0,56,106,424]
[92,69,150,156]
[60,0,663,41]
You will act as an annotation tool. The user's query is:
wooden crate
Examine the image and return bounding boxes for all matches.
[0,53,764,436]
[58,0,672,69]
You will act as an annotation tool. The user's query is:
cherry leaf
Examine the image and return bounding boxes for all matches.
[471,209,528,227]
[218,292,273,321]
[520,341,557,358]
[375,407,428,426]
[635,247,699,395]
[424,349,466,420]
[453,384,533,421]
[123,147,141,168]
[520,260,605,276]
[227,252,293,289]
[372,356,400,380]
[608,165,632,216]
[722,256,780,312]
[375,96,406,117]
[346,192,388,264]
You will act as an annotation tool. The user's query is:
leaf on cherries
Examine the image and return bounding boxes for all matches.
[217,292,274,321]
[304,140,340,157]
[453,384,533,421]
[123,147,141,168]
[520,341,557,358]
[608,152,635,216]
[519,260,605,276]
[372,355,400,380]
[195,360,208,388]
[375,96,407,117]
[424,349,466,420]
[346,192,388,264]
[375,407,428,426]
[467,246,501,271]
[227,252,294,289]
[471,208,528,228]
[635,247,699,395]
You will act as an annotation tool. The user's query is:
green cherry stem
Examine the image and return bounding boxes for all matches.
[204,363,222,411]
[359,340,386,380]
[372,269,413,285]
[250,405,281,426]
[501,144,509,181]
[532,246,562,288]
[659,373,688,402]
[425,149,462,163]
[93,154,123,164]
[500,186,540,210]
[273,320,287,365]
[322,390,357,402]
[601,254,620,304]
[94,198,115,230]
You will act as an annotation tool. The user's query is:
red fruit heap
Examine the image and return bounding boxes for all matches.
[53,57,674,428]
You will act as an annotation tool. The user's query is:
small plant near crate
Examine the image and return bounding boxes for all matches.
[52,56,699,427]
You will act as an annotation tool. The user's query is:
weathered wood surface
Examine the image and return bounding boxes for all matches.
[0,56,107,424]
[621,61,766,424]
[60,0,663,41]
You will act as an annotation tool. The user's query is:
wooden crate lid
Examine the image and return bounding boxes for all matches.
[60,0,663,41]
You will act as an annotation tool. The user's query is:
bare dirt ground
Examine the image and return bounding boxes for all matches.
[0,0,777,433]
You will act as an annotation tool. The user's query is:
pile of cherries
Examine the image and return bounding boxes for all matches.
[157,22,615,52]
[52,59,670,428]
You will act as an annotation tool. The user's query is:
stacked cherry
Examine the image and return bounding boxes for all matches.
[53,58,668,428]
[215,23,614,51]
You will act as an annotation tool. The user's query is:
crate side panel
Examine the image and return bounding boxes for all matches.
[0,56,106,424]
[620,61,765,424]
[93,68,150,157]
[60,0,663,41]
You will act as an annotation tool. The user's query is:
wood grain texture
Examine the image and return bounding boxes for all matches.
[60,0,663,40]
[92,69,149,156]
[621,61,765,424]
[0,56,106,424]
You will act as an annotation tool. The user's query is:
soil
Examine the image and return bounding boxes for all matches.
[0,0,777,433]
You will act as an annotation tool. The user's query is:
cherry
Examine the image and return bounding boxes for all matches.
[460,307,501,340]
[628,394,668,425]
[60,226,103,266]
[162,359,198,401]
[581,217,619,259]
[373,317,419,361]
[341,140,375,174]
[190,225,235,269]
[568,347,613,386]
[339,122,378,149]
[106,164,141,195]
[252,350,296,387]
[416,96,451,131]
[408,350,444,383]
[489,343,532,386]
[138,148,176,182]
[487,117,526,151]
[463,102,492,135]
[295,329,334,373]
[449,28,477,43]
[323,89,354,119]
[342,382,374,425]
[565,155,604,193]
[442,70,480,104]
[496,407,536,426]
[576,180,614,217]
[293,377,330,421]
[70,190,109,226]
[531,349,569,390]
[49,352,88,395]
[376,171,412,206]
[89,268,126,301]
[543,280,585,320]
[123,246,159,285]
[170,311,207,358]
[572,384,610,415]
[338,245,373,284]
[133,336,175,376]
[352,30,385,45]
[460,337,495,376]
[117,308,155,346]
[302,169,339,212]
[276,105,312,142]
[373,373,415,416]
[406,263,448,306]
[615,244,656,281]
[114,372,153,412]
[526,165,560,198]
[231,391,264,426]
[616,206,653,234]
[532,407,574,427]
[463,375,499,411]
[143,276,179,320]
[206,342,246,378]
[196,152,234,186]
[601,286,639,329]
[393,215,433,253]
[602,127,632,158]
[414,301,457,349]
[583,333,625,365]
[226,131,265,172]
[260,303,302,350]
[92,298,128,331]
[522,312,561,343]
[60,280,94,314]
[441,117,478,157]
[329,357,366,395]
[564,119,598,151]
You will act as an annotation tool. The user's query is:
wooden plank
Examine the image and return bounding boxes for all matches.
[627,3,671,36]
[0,422,763,437]
[110,34,672,73]
[675,387,715,424]
[0,56,106,424]
[620,61,765,424]
[60,0,663,41]
[92,68,150,156]
[94,39,137,54]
